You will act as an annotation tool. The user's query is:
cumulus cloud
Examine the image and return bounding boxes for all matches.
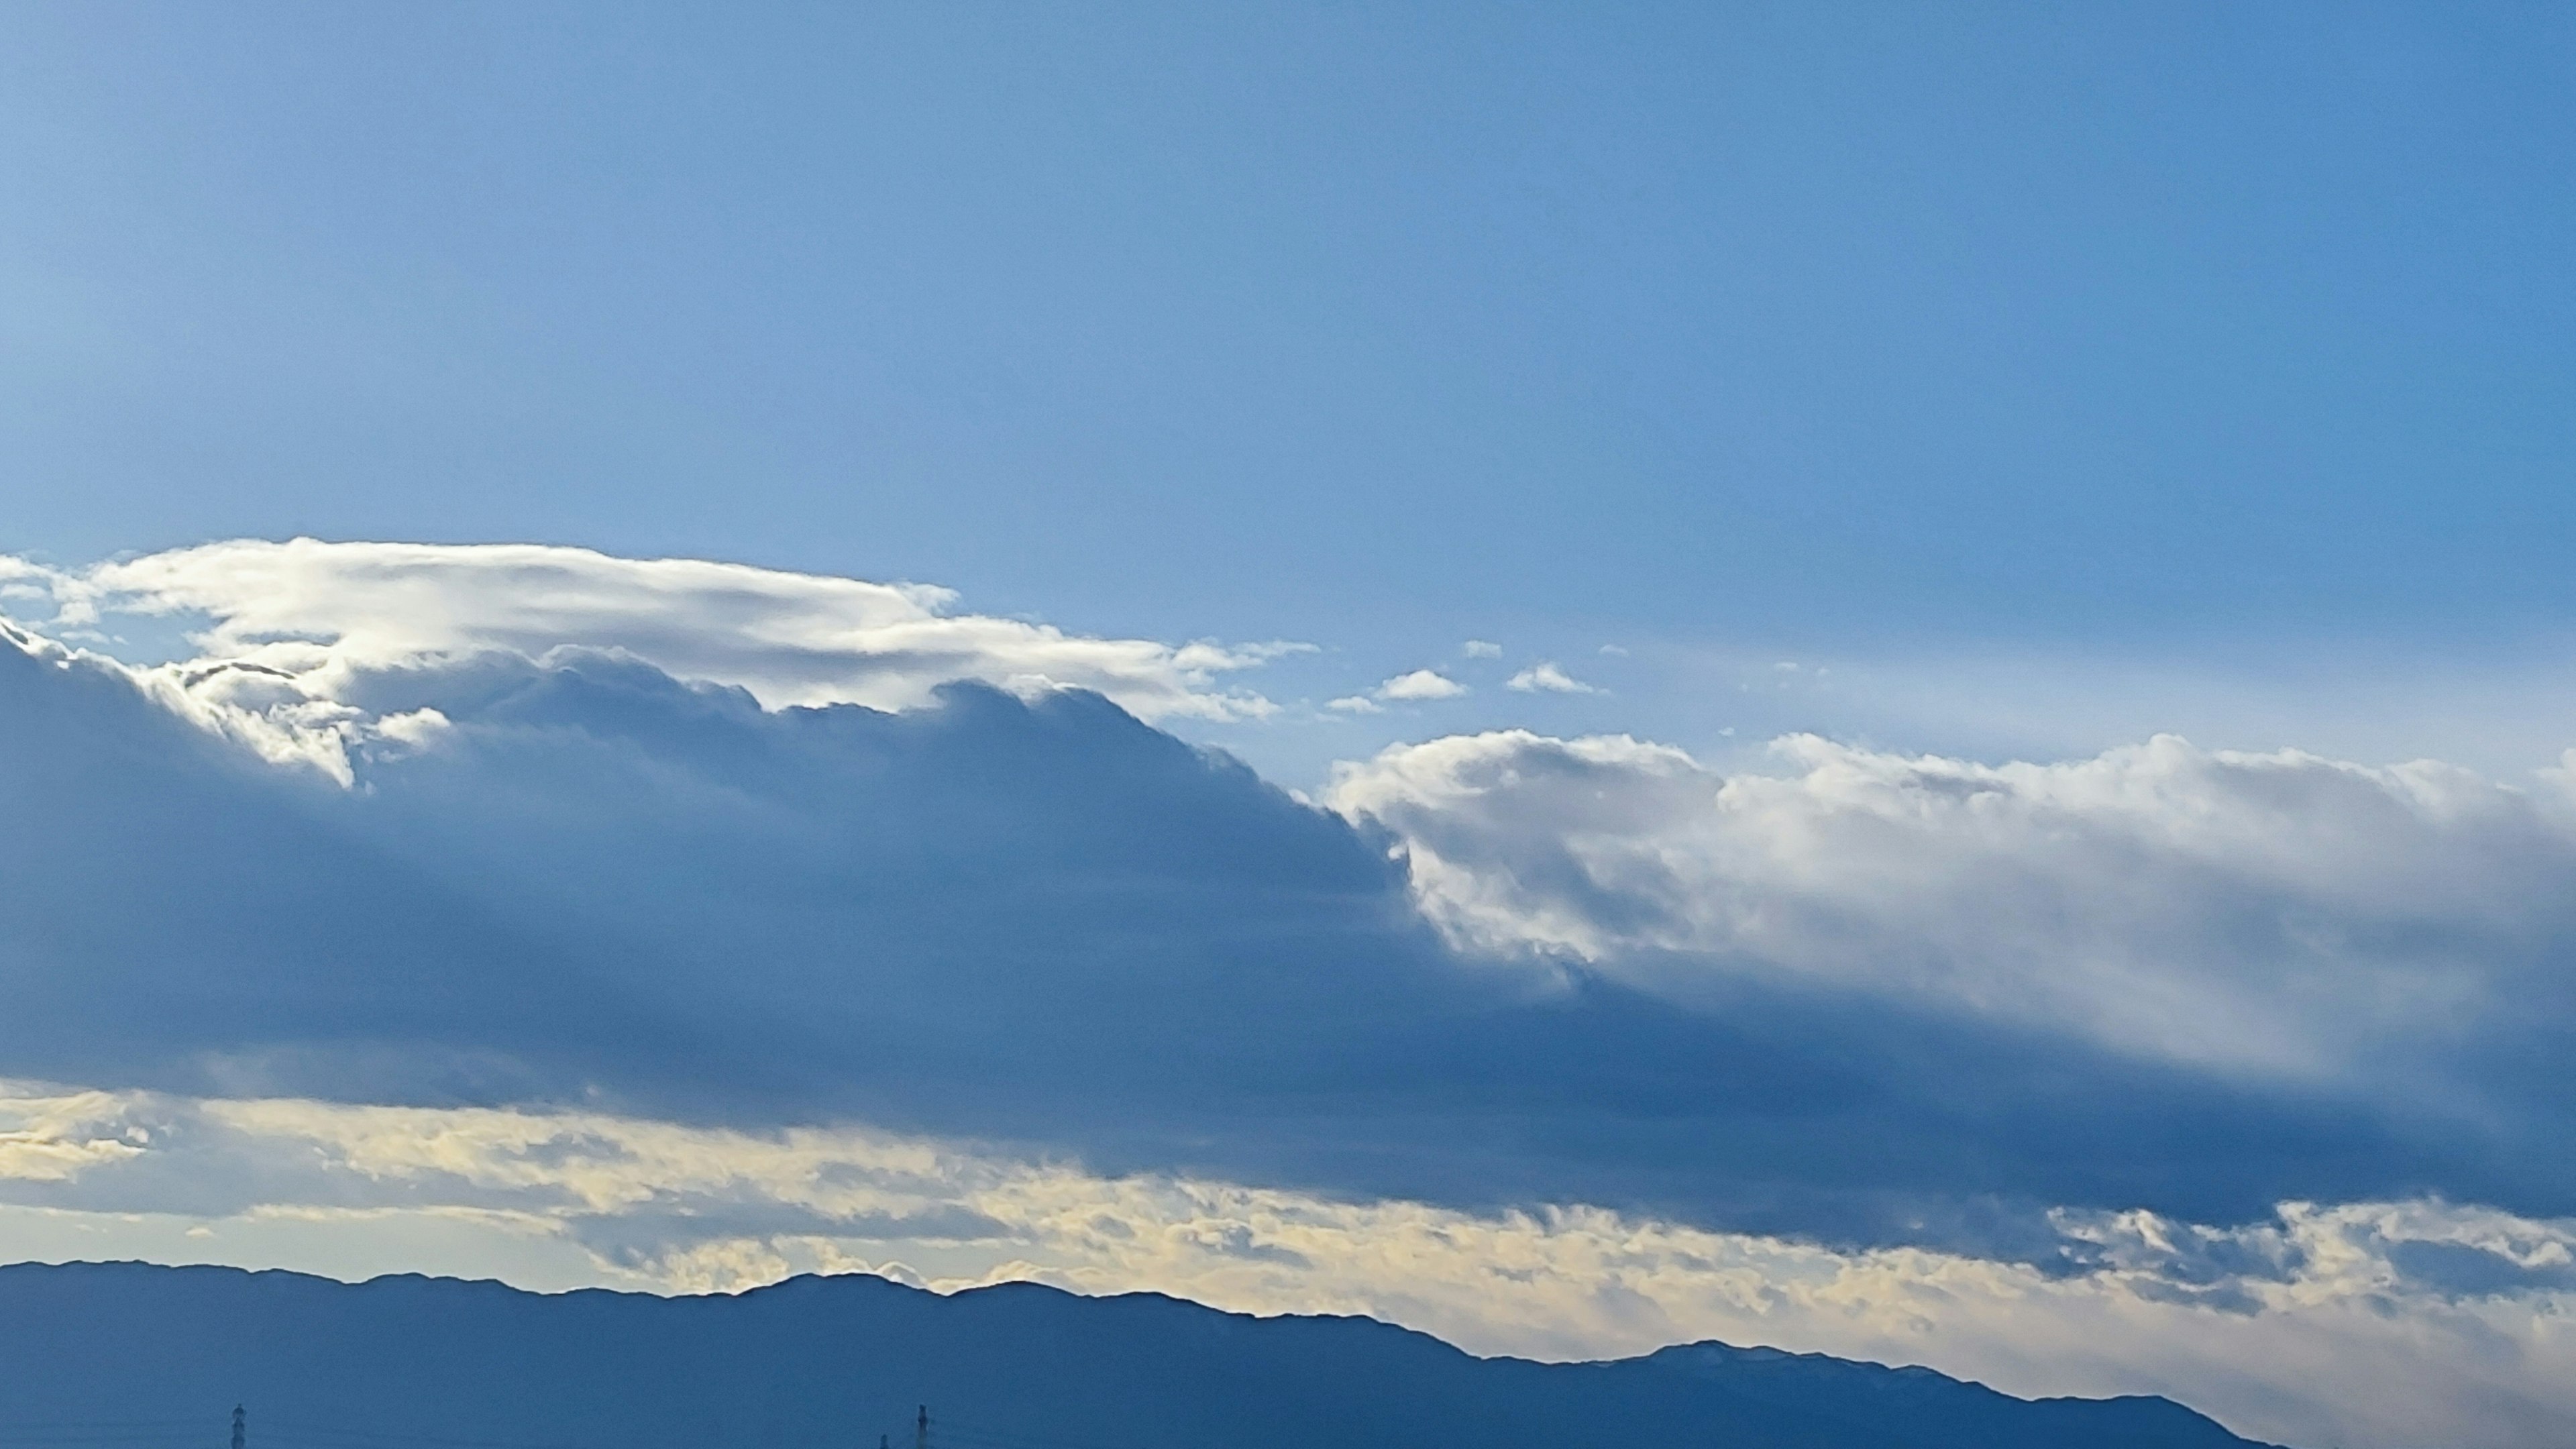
[1503,661,1597,694]
[1461,641,1503,659]
[21,538,2576,1448]
[14,613,2538,1238]
[2,1081,2572,1449]
[1377,669,1466,701]
[1330,729,2576,1076]
[7,539,1294,779]
[0,629,1431,1135]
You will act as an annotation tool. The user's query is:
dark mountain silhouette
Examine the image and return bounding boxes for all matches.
[0,1261,2275,1448]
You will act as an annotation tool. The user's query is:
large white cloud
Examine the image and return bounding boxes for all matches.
[1330,729,2576,1074]
[7,564,2575,1230]
[13,539,1293,779]
[1,1081,2571,1449]
[17,539,2576,1447]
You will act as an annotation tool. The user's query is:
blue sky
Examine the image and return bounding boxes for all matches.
[7,3,2575,775]
[4,7,2576,1446]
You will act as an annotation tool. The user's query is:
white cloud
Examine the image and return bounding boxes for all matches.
[1330,729,2576,1073]
[1378,669,1467,701]
[4,539,1298,780]
[31,607,2431,1238]
[9,537,2576,1449]
[0,1079,2569,1449]
[1461,641,1503,659]
[1505,661,1598,694]
[1326,695,1383,714]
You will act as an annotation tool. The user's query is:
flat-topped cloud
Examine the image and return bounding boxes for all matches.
[15,539,1293,778]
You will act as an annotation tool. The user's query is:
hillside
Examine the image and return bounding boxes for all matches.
[0,1262,2275,1449]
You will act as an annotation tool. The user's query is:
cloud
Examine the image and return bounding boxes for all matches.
[1378,669,1466,701]
[1326,695,1383,714]
[9,539,1295,780]
[21,536,2576,1443]
[13,610,2540,1241]
[15,541,2576,1448]
[3,1081,2574,1448]
[1504,661,1597,694]
[0,630,1444,1132]
[1462,641,1503,659]
[1329,729,2576,1078]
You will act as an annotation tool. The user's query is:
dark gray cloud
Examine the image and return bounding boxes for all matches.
[3,635,2570,1258]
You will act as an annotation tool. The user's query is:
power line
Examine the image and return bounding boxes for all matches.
[935,1426,1122,1449]
[0,1423,206,1433]
[262,1428,611,1449]
[935,1419,1163,1449]
[195,1404,1167,1449]
[0,1424,204,1430]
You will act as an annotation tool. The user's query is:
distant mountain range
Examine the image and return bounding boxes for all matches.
[0,1262,2276,1449]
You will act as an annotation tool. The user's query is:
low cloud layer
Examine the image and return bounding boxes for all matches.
[11,540,2576,1447]
[2,1082,2572,1449]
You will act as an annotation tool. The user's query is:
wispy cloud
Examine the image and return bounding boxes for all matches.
[1505,661,1598,694]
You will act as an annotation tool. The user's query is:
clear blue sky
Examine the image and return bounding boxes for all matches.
[3,2,2572,772]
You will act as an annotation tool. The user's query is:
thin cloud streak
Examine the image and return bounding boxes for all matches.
[0,1083,2569,1449]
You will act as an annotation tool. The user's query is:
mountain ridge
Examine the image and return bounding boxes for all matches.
[0,1260,2281,1448]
